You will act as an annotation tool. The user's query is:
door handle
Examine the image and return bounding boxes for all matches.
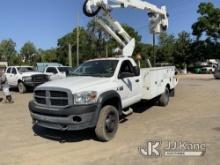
[135,79,139,82]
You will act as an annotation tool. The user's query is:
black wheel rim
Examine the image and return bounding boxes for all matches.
[105,112,117,133]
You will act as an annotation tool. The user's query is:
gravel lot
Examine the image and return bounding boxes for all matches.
[0,74,220,165]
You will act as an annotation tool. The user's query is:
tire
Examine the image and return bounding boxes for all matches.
[95,105,119,142]
[18,82,27,93]
[170,89,175,97]
[158,87,170,106]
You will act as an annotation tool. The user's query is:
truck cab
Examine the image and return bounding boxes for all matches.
[44,66,75,81]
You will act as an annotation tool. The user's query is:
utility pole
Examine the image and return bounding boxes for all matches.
[76,12,80,66]
[68,43,72,67]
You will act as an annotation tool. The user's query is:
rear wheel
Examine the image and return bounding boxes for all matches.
[95,105,119,142]
[18,82,27,93]
[158,87,170,106]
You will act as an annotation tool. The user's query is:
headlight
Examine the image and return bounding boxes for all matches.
[74,91,97,105]
[23,76,32,81]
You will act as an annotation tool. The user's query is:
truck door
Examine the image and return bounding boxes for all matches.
[10,67,19,86]
[5,67,13,85]
[117,60,142,108]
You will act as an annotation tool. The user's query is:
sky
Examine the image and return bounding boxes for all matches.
[0,0,220,51]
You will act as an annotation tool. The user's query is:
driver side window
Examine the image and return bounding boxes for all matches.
[119,60,135,78]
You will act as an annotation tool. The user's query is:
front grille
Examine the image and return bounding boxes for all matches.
[35,90,46,97]
[50,99,68,106]
[34,89,70,107]
[50,91,68,98]
[35,97,46,104]
[32,75,48,83]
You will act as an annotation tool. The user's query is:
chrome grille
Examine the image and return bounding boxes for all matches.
[50,91,68,98]
[32,74,48,83]
[34,89,70,107]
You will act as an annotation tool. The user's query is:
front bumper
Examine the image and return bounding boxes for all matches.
[24,81,47,87]
[29,101,98,131]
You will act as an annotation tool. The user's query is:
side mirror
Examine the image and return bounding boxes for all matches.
[133,66,140,76]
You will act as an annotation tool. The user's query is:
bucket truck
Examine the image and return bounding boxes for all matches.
[28,0,178,141]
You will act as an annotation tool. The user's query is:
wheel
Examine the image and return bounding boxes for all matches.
[83,0,101,17]
[170,89,175,97]
[18,82,27,93]
[158,87,170,106]
[95,105,119,142]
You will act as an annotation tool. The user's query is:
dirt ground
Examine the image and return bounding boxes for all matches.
[0,74,220,165]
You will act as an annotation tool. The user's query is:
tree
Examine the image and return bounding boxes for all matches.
[174,31,192,67]
[87,20,142,58]
[157,33,176,63]
[0,39,17,65]
[87,19,110,58]
[39,48,57,62]
[192,2,220,60]
[57,27,89,66]
[20,42,38,64]
[192,2,220,43]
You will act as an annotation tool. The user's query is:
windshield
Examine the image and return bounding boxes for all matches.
[18,67,35,73]
[58,67,75,76]
[73,60,118,77]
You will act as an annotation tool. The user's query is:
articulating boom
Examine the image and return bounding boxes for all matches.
[83,0,169,57]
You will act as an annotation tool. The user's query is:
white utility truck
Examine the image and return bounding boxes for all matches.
[29,0,178,141]
[5,66,49,93]
[44,66,75,81]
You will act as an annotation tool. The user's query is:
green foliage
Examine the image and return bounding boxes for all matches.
[191,2,220,61]
[0,39,17,65]
[57,27,89,65]
[40,48,57,62]
[20,41,38,65]
[174,31,192,66]
[192,2,220,42]
[2,2,220,68]
[157,33,176,63]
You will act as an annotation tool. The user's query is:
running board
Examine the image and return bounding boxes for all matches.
[122,107,133,116]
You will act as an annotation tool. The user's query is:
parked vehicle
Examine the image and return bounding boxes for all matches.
[29,57,178,141]
[44,66,75,80]
[36,63,63,72]
[200,64,216,74]
[5,66,49,93]
[29,0,176,141]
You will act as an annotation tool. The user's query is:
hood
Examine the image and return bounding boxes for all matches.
[21,72,46,77]
[39,76,111,93]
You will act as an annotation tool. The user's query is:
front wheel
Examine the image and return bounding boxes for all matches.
[95,105,119,142]
[158,87,170,106]
[18,82,27,93]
